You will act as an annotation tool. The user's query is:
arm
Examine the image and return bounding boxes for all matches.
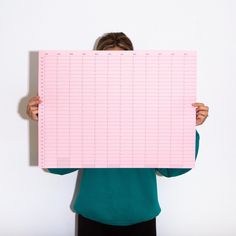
[47,168,79,175]
[156,129,200,177]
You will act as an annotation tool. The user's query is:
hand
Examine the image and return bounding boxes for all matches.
[26,96,42,121]
[192,102,209,126]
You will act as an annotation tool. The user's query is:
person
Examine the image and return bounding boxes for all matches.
[26,32,209,236]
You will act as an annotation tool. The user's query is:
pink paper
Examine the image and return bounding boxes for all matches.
[38,50,196,168]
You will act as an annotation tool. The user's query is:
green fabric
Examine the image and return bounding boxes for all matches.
[48,130,200,226]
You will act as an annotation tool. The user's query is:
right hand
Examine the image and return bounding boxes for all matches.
[26,96,42,121]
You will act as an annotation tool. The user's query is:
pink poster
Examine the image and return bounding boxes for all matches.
[38,50,196,168]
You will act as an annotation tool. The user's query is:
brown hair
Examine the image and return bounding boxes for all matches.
[95,32,134,50]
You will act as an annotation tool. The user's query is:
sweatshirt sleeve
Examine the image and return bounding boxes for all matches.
[156,129,200,178]
[47,168,79,175]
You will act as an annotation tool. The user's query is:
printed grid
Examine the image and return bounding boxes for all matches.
[38,50,196,168]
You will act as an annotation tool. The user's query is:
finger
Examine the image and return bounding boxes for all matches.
[196,118,203,126]
[26,105,32,116]
[27,110,37,120]
[28,96,41,102]
[196,113,207,120]
[28,98,40,106]
[26,105,36,117]
[32,110,38,115]
[30,109,39,114]
[197,111,208,117]
[29,95,41,102]
[196,114,205,121]
[29,96,40,102]
[196,106,209,112]
[31,110,38,120]
[28,99,42,106]
[30,106,38,111]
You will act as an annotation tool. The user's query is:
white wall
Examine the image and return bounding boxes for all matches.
[1,0,235,235]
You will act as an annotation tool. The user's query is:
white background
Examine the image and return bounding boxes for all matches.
[0,0,235,235]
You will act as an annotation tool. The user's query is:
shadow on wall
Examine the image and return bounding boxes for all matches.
[18,51,84,236]
[18,51,38,166]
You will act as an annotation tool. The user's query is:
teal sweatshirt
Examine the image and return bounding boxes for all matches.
[47,130,200,226]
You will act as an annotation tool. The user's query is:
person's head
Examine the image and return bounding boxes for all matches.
[94,32,134,51]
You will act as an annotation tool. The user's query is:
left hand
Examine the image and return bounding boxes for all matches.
[192,102,209,126]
